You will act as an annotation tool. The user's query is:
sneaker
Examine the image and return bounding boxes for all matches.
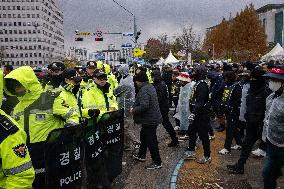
[133,142,141,149]
[231,145,242,150]
[197,156,212,164]
[168,141,179,147]
[227,163,244,174]
[174,126,180,131]
[177,130,187,135]
[209,135,215,140]
[179,135,189,140]
[251,148,266,157]
[145,162,162,170]
[218,148,230,155]
[132,154,146,162]
[184,151,196,160]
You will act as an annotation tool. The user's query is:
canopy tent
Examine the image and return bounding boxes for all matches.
[156,57,164,65]
[164,51,179,64]
[261,43,284,61]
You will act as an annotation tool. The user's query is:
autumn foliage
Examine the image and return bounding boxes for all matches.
[203,4,267,62]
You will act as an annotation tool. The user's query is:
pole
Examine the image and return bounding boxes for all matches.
[213,43,215,61]
[134,15,137,46]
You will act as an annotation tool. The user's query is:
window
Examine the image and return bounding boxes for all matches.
[17,6,20,10]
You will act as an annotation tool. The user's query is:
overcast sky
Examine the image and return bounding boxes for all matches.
[61,0,283,51]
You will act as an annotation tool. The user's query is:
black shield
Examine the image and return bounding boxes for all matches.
[84,122,111,189]
[44,126,85,189]
[98,109,124,181]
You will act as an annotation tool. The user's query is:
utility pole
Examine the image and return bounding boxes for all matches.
[112,0,137,47]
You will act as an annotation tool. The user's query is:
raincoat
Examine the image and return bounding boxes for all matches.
[262,91,284,147]
[0,70,35,189]
[174,81,195,131]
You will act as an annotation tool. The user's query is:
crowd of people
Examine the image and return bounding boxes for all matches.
[0,59,283,189]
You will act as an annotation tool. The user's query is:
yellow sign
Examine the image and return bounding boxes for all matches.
[78,32,92,36]
[133,48,146,57]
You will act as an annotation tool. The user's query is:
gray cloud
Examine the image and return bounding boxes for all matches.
[62,0,283,51]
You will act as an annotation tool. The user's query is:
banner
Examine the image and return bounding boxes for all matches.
[44,126,85,189]
[98,109,124,181]
[84,122,111,188]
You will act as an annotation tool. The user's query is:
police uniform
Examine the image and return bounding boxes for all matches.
[4,67,80,188]
[0,70,35,189]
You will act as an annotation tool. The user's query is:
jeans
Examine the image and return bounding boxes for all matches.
[262,140,284,189]
[138,124,161,165]
[188,115,211,157]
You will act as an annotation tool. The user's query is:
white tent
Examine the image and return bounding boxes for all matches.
[261,43,284,61]
[164,51,179,64]
[156,57,164,65]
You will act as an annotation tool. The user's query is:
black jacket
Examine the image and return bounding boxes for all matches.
[245,81,271,125]
[162,71,172,86]
[133,83,163,125]
[153,80,169,115]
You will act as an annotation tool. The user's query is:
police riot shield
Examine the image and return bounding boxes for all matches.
[44,126,85,189]
[98,109,124,181]
[84,122,111,189]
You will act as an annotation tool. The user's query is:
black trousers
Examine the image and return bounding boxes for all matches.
[162,112,178,143]
[138,124,161,165]
[238,122,263,166]
[188,115,211,157]
[224,113,242,150]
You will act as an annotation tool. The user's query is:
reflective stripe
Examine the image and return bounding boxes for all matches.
[63,108,75,120]
[3,161,33,176]
[35,168,45,174]
[30,109,53,114]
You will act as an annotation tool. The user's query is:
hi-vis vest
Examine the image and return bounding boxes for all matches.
[221,82,240,109]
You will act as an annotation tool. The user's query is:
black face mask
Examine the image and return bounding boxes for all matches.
[250,79,265,91]
[72,85,80,95]
[51,74,63,88]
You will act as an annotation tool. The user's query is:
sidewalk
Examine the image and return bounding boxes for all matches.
[177,132,284,189]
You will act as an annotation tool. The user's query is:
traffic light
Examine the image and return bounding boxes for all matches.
[135,31,141,41]
[75,37,83,41]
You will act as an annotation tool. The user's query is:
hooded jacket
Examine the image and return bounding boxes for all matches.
[0,69,35,189]
[4,66,79,143]
[114,66,135,111]
[262,90,284,147]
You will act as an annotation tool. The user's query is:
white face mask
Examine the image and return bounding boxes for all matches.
[269,81,282,92]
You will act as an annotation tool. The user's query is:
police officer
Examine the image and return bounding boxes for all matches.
[0,69,35,189]
[81,61,97,88]
[44,61,66,90]
[184,65,211,164]
[4,66,80,188]
[80,69,118,120]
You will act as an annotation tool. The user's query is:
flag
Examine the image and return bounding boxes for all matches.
[133,48,146,57]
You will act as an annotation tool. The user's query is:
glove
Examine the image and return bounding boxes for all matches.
[88,109,100,118]
[188,114,195,121]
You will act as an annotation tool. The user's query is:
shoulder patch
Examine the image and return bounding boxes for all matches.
[13,143,27,158]
[0,115,19,144]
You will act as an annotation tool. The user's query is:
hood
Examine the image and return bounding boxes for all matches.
[194,65,207,81]
[4,66,43,101]
[0,69,3,107]
[118,65,130,76]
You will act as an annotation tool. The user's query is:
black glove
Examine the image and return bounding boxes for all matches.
[88,109,100,118]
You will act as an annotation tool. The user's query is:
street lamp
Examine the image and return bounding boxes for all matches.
[111,0,138,46]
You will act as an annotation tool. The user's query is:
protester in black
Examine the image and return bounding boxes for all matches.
[132,71,163,170]
[152,70,179,147]
[218,71,242,155]
[227,67,271,174]
[184,65,211,164]
[162,65,173,107]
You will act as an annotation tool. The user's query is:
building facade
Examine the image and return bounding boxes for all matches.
[0,0,64,66]
[257,4,284,46]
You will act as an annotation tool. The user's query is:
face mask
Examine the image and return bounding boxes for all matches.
[269,81,282,92]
